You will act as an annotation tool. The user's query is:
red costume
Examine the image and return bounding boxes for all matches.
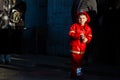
[68,12,92,78]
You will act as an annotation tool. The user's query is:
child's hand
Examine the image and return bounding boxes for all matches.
[80,33,88,43]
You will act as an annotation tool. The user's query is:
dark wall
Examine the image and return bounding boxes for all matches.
[21,0,72,56]
[22,0,48,54]
[46,0,72,56]
[95,0,120,65]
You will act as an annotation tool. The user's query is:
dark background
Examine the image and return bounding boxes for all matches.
[13,0,120,66]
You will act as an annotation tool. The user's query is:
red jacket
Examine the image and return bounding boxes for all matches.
[68,23,92,53]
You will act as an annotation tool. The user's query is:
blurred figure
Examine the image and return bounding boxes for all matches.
[9,0,26,54]
[0,0,16,64]
[0,0,26,64]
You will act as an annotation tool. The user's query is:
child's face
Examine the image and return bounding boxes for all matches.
[78,14,87,25]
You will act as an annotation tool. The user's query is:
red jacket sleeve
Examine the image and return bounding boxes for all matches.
[68,24,80,39]
[86,26,92,43]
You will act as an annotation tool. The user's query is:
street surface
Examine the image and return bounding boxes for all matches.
[0,54,120,80]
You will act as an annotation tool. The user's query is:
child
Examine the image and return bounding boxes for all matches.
[68,11,92,80]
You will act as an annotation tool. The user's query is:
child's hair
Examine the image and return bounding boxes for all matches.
[76,11,90,23]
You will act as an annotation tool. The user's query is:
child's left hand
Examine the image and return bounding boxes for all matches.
[80,33,88,43]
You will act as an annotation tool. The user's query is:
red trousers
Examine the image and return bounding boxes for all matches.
[71,53,84,78]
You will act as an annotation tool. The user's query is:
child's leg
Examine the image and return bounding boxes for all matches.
[71,53,84,78]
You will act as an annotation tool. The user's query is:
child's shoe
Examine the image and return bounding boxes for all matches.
[77,68,82,76]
